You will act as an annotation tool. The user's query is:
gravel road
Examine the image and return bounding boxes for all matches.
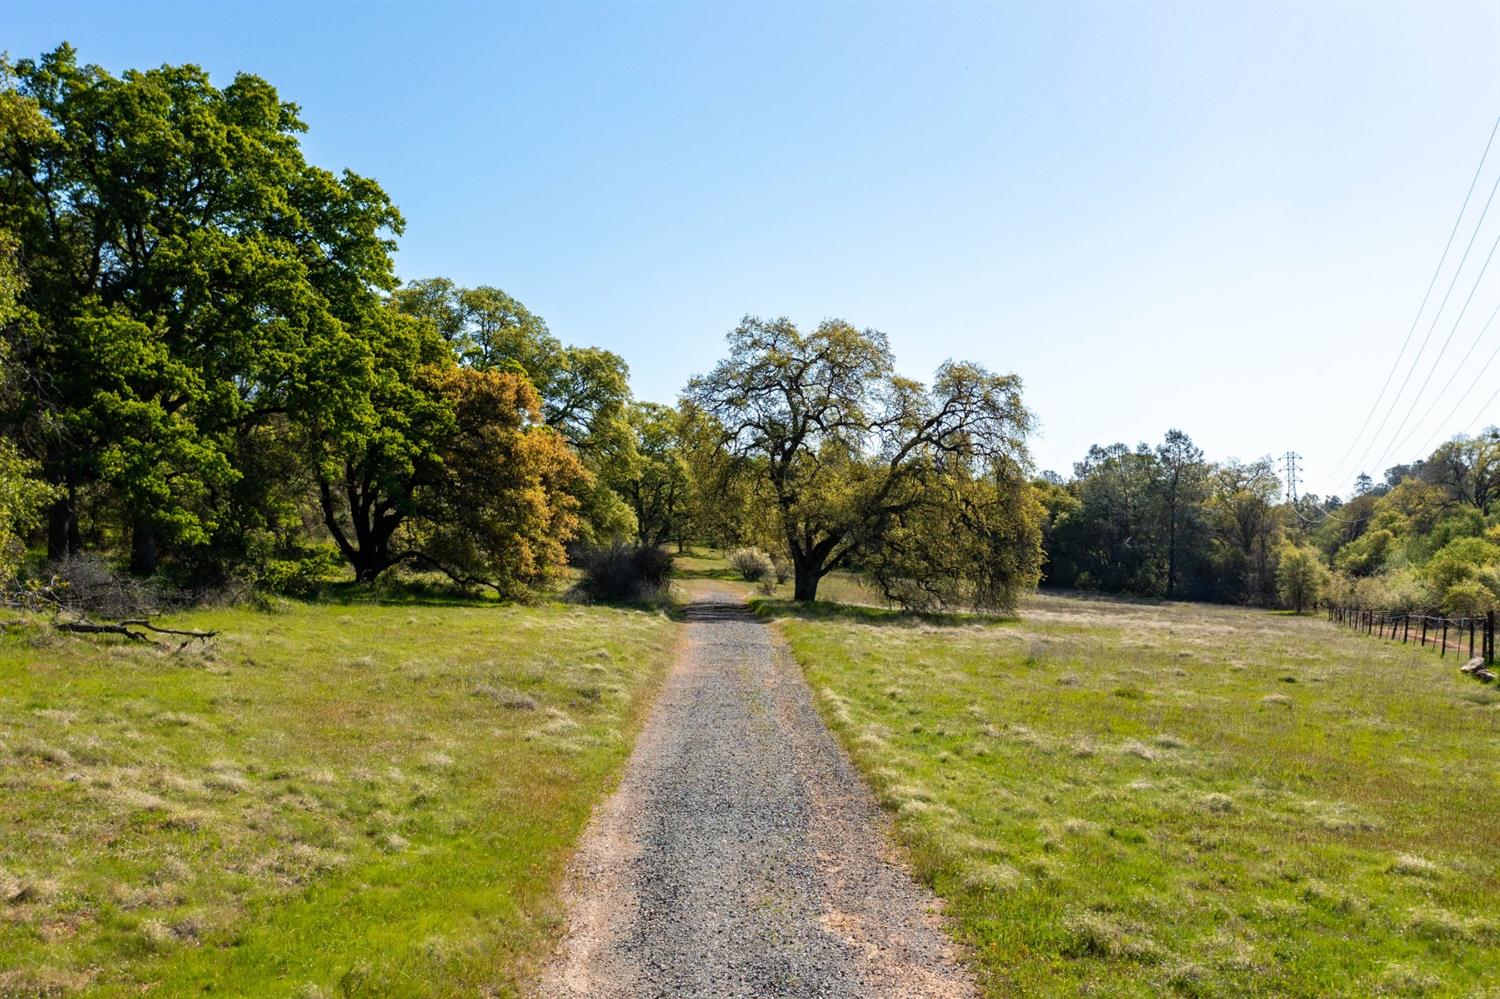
[538,586,975,999]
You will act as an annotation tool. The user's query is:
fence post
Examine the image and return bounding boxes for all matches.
[1402,615,1409,644]
[1420,617,1428,647]
[1441,619,1447,658]
[1470,619,1476,660]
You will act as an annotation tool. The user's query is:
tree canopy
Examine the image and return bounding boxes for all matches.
[687,316,1040,608]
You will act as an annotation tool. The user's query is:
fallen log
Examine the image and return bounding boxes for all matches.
[54,617,217,649]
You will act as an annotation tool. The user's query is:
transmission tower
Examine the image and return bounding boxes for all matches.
[1282,451,1302,504]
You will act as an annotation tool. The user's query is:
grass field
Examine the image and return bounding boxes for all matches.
[768,592,1500,997]
[673,547,878,606]
[0,590,676,997]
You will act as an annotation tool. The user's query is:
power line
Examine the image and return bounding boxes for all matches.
[1339,170,1500,489]
[1383,300,1500,461]
[1360,230,1500,477]
[1314,115,1500,494]
[1458,381,1500,437]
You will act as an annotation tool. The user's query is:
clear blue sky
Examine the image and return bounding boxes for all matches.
[7,1,1499,494]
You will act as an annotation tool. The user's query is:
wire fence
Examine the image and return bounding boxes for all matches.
[1329,607,1496,665]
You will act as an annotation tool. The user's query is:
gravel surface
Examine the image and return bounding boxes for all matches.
[539,586,975,999]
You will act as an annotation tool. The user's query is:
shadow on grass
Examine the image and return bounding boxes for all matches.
[674,564,742,582]
[749,597,1017,629]
[310,579,504,608]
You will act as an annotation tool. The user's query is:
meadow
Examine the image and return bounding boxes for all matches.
[0,590,676,997]
[769,592,1500,997]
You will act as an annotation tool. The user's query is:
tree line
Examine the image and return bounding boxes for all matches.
[0,46,1043,611]
[5,46,1491,618]
[1036,429,1500,614]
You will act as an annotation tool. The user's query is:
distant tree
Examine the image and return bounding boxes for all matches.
[612,402,692,548]
[688,316,1039,606]
[1425,432,1499,513]
[0,229,52,582]
[1354,472,1375,496]
[0,441,50,585]
[1275,543,1326,613]
[1053,443,1163,594]
[1153,429,1207,599]
[1205,458,1284,604]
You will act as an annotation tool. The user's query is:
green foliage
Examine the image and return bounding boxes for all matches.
[2,44,401,575]
[1334,528,1394,576]
[1042,432,1278,604]
[688,316,1039,607]
[611,402,693,547]
[393,278,636,544]
[257,545,346,597]
[1423,536,1500,614]
[0,439,52,583]
[1275,543,1327,613]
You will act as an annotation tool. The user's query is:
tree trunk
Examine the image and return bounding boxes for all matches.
[46,493,77,559]
[130,521,158,576]
[792,557,823,602]
[1165,501,1177,599]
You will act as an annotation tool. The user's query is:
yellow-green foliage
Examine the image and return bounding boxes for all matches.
[0,439,52,583]
[1423,536,1500,614]
[776,593,1500,997]
[0,595,675,996]
[1274,543,1327,613]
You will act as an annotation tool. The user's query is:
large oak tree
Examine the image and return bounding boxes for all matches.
[687,316,1041,607]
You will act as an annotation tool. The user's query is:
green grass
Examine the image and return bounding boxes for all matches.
[0,593,676,997]
[673,547,878,606]
[770,591,1500,997]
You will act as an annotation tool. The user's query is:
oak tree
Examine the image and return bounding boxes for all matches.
[688,316,1040,607]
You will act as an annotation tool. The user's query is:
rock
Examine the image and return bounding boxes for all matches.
[1459,657,1484,674]
[1474,668,1495,683]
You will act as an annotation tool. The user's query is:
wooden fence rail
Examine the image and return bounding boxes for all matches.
[1328,606,1496,665]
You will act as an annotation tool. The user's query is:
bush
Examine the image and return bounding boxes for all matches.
[1275,544,1327,613]
[574,544,673,603]
[771,556,791,585]
[1442,579,1497,617]
[259,546,345,597]
[729,547,774,582]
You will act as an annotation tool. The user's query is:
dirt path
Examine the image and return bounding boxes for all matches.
[538,586,975,999]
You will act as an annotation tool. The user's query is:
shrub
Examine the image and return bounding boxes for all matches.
[771,556,791,585]
[1424,536,1499,597]
[1275,544,1327,613]
[0,441,52,586]
[1442,579,1497,617]
[574,544,673,603]
[729,547,774,582]
[259,547,345,597]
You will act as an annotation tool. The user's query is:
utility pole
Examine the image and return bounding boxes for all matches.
[1282,451,1302,504]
